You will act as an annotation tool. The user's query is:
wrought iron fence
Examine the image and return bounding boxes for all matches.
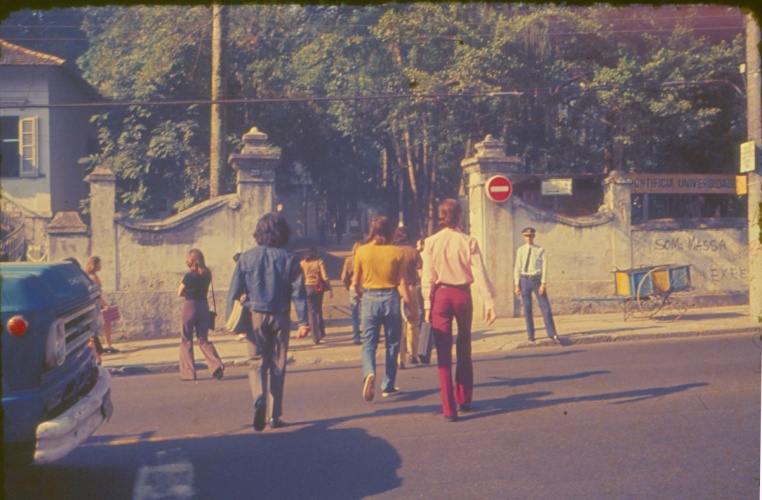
[1,197,27,262]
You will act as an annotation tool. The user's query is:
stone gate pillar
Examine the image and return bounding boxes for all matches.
[47,211,89,265]
[229,127,280,248]
[86,166,117,290]
[603,170,633,270]
[461,135,522,318]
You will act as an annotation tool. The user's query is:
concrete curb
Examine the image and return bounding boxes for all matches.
[105,325,760,377]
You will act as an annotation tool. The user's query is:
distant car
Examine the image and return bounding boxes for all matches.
[1,261,113,465]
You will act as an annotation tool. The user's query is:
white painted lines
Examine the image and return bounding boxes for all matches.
[133,450,195,500]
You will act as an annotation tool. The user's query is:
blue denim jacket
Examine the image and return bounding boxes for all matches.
[226,245,308,326]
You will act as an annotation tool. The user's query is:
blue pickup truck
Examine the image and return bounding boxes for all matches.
[1,261,113,464]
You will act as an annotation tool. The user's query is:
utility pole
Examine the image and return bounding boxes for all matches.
[745,12,762,322]
[398,164,405,227]
[210,4,227,198]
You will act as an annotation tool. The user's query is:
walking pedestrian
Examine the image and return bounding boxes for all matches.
[421,199,496,422]
[393,226,422,368]
[300,247,333,344]
[227,213,310,431]
[341,240,364,345]
[177,248,224,381]
[352,216,411,401]
[231,252,248,342]
[85,256,119,354]
[68,257,103,364]
[513,227,561,343]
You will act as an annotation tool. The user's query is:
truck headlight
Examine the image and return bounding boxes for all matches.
[45,320,67,369]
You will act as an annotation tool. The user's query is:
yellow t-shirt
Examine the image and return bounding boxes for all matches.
[300,259,328,286]
[353,242,405,289]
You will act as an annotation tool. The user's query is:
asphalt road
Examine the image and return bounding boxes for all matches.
[4,333,760,499]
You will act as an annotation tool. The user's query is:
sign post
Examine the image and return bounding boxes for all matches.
[485,175,513,203]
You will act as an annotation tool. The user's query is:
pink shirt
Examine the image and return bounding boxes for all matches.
[421,227,495,311]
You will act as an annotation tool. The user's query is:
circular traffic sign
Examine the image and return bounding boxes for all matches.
[485,175,513,203]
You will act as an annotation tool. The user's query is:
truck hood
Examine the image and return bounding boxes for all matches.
[1,262,101,312]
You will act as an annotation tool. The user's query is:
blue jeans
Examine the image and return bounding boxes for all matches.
[350,292,361,342]
[360,288,401,391]
[520,275,558,340]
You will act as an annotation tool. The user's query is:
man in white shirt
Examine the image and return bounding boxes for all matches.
[513,227,560,343]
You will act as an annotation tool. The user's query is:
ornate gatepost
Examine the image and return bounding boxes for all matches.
[47,211,89,265]
[461,135,522,318]
[86,166,117,290]
[602,170,633,271]
[229,127,280,248]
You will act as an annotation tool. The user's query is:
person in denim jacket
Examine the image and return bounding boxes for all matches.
[226,213,310,431]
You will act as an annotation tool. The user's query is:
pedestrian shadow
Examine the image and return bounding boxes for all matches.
[680,311,750,321]
[460,382,709,422]
[479,349,584,361]
[15,424,402,500]
[479,370,610,389]
[190,423,403,499]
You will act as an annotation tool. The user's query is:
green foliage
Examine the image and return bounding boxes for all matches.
[15,4,744,227]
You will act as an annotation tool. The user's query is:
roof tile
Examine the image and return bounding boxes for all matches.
[0,38,65,66]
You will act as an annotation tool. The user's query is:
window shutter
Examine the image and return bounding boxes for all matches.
[19,117,39,177]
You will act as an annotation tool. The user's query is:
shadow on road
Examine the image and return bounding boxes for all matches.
[5,424,403,500]
[462,382,710,422]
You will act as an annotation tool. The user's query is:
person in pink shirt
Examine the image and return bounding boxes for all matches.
[421,199,496,421]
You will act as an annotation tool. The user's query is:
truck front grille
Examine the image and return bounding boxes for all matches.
[59,304,101,357]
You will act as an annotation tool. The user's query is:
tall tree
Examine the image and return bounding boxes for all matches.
[59,3,744,226]
[77,6,213,217]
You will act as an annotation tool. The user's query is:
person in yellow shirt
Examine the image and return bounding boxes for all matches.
[352,216,411,402]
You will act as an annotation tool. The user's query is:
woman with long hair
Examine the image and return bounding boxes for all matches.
[300,247,333,344]
[85,256,118,354]
[177,248,224,381]
[421,199,496,422]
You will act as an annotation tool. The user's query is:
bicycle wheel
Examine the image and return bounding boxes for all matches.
[636,267,668,319]
[654,289,695,321]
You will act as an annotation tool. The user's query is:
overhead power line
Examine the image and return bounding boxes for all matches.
[0,23,747,44]
[0,11,745,31]
[0,78,738,110]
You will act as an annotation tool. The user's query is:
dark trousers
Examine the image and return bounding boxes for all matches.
[247,311,290,421]
[305,285,326,344]
[179,299,223,380]
[431,286,473,418]
[520,276,558,340]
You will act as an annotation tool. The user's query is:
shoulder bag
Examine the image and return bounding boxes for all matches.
[209,277,218,329]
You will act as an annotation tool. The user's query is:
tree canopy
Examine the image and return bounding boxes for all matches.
[1,4,747,230]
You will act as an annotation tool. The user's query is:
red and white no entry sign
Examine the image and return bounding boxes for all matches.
[485,175,513,203]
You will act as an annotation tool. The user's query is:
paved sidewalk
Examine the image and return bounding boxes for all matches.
[102,305,760,377]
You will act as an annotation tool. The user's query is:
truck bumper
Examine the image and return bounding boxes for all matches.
[33,366,113,464]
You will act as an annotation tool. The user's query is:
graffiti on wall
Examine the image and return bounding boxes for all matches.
[652,236,728,252]
[633,228,747,293]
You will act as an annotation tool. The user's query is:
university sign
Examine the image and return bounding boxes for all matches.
[630,174,737,194]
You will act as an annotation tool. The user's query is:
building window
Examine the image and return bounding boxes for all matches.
[19,117,39,177]
[1,116,38,178]
[1,116,20,177]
